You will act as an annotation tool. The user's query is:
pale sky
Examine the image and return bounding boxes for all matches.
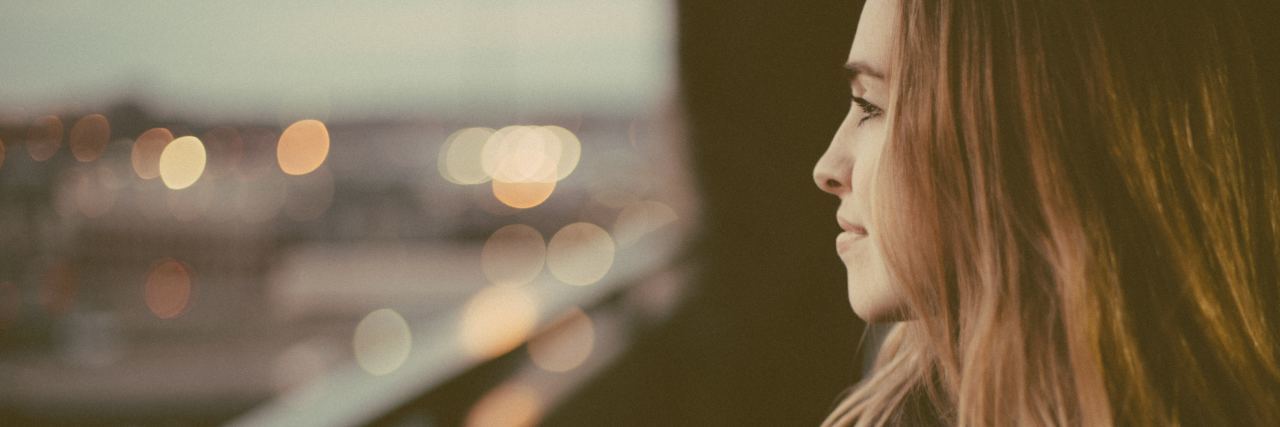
[0,0,675,121]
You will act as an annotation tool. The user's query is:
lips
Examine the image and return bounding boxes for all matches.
[835,215,869,254]
[836,216,869,236]
[835,232,865,253]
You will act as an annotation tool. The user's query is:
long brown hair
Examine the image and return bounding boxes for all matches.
[825,0,1280,425]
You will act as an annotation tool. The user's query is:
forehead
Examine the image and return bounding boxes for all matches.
[847,0,898,81]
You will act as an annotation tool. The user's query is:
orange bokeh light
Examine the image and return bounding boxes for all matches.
[465,382,542,427]
[132,128,175,179]
[459,285,539,359]
[492,179,556,209]
[69,114,111,162]
[144,258,192,319]
[277,119,330,176]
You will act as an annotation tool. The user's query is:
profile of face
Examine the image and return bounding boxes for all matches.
[813,0,903,321]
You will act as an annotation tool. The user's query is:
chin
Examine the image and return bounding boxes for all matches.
[848,298,900,322]
[846,277,907,322]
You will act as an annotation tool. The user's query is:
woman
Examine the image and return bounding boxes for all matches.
[813,0,1280,425]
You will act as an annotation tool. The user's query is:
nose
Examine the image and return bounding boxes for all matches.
[813,141,851,197]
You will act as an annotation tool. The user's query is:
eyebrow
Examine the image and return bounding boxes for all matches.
[844,60,886,81]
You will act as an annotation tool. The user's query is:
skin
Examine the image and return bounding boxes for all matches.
[812,0,902,321]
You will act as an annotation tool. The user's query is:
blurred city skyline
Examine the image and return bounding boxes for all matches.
[0,0,676,123]
[0,1,701,424]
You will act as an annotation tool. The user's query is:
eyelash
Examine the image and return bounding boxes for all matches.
[851,96,883,126]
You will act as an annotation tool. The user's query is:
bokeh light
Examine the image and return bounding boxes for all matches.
[481,224,546,286]
[543,125,581,181]
[546,222,615,286]
[26,115,63,162]
[456,125,584,209]
[476,126,517,177]
[613,200,679,246]
[144,258,193,319]
[353,308,413,376]
[131,128,175,179]
[439,127,495,185]
[158,136,207,190]
[527,307,595,373]
[459,285,538,359]
[492,179,557,209]
[0,2,687,422]
[69,113,111,162]
[277,119,330,176]
[465,382,542,427]
[482,126,560,183]
[480,125,577,209]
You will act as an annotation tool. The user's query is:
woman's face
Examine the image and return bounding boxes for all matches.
[813,0,902,321]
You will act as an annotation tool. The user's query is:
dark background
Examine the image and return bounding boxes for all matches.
[548,1,867,425]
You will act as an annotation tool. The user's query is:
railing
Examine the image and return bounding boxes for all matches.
[231,226,691,427]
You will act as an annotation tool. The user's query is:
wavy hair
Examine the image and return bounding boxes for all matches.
[825,0,1280,425]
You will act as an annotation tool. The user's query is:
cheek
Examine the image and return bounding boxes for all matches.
[850,132,887,203]
[845,128,902,321]
[845,235,900,321]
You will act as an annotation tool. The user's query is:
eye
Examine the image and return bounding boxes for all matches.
[851,96,883,126]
